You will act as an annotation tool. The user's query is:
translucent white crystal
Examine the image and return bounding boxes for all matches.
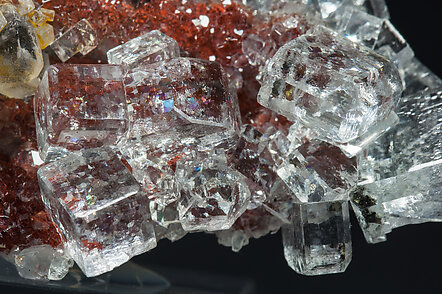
[353,88,442,243]
[37,148,157,277]
[282,200,352,275]
[51,19,98,62]
[14,245,73,281]
[16,0,35,16]
[258,25,403,150]
[0,3,43,98]
[401,58,442,97]
[34,64,128,162]
[336,6,384,47]
[107,30,180,68]
[176,150,251,231]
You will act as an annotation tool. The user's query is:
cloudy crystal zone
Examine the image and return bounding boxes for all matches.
[107,30,180,68]
[352,88,442,243]
[34,64,128,162]
[176,150,251,231]
[283,200,352,275]
[37,148,156,277]
[0,3,43,98]
[258,25,402,153]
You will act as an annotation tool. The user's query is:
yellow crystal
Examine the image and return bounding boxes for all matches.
[0,11,6,32]
[35,22,54,49]
[40,8,55,22]
[27,8,55,27]
[16,0,34,16]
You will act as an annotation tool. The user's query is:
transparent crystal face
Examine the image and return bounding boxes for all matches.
[258,25,403,145]
[37,148,157,277]
[107,30,180,68]
[51,19,98,62]
[176,150,251,231]
[123,57,241,139]
[34,64,128,162]
[282,200,352,275]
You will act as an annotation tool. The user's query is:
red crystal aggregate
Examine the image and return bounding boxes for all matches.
[0,96,61,252]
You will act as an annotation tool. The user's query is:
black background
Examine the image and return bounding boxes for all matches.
[1,1,441,293]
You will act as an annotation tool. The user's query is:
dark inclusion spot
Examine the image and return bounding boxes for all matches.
[351,186,382,224]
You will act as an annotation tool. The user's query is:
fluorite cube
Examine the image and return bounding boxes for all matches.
[34,64,128,162]
[123,57,241,139]
[258,25,403,154]
[176,150,251,231]
[37,148,156,277]
[107,30,180,68]
[282,200,352,275]
[51,19,98,62]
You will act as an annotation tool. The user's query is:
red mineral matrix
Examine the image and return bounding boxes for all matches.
[0,96,61,252]
[38,0,308,122]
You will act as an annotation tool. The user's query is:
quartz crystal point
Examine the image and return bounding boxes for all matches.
[107,30,180,68]
[282,200,352,276]
[13,245,73,280]
[176,150,251,231]
[37,147,157,277]
[34,64,128,162]
[0,3,44,98]
[258,25,403,156]
[352,88,442,243]
[50,19,98,62]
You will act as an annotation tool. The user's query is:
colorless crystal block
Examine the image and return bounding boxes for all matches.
[37,148,157,277]
[0,3,43,98]
[176,150,251,231]
[311,0,389,20]
[353,88,442,243]
[401,58,442,97]
[282,200,352,275]
[351,163,441,244]
[336,6,384,47]
[123,57,241,139]
[34,64,128,162]
[51,19,98,62]
[258,25,402,150]
[107,30,180,68]
[277,139,357,203]
[14,245,73,280]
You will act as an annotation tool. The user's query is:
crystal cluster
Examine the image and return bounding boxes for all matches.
[0,0,440,281]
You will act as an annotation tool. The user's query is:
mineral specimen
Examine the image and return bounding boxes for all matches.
[352,88,442,243]
[37,147,157,277]
[0,2,43,98]
[34,64,128,162]
[258,25,403,156]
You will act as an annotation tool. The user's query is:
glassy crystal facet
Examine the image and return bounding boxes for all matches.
[37,148,157,277]
[34,64,128,162]
[258,25,403,154]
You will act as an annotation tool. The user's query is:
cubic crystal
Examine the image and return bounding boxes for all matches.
[176,150,251,231]
[34,64,128,162]
[51,19,98,62]
[37,148,157,277]
[258,25,402,154]
[107,30,180,68]
[0,3,43,98]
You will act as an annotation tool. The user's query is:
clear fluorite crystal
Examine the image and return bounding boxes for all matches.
[258,25,402,155]
[123,57,241,139]
[14,245,73,280]
[34,64,128,162]
[176,150,251,231]
[0,3,43,98]
[37,148,157,277]
[352,88,442,243]
[51,19,98,62]
[282,200,352,275]
[107,30,180,68]
[401,58,442,97]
